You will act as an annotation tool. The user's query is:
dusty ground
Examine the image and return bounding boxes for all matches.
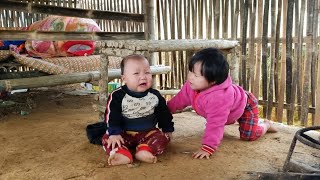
[0,88,320,180]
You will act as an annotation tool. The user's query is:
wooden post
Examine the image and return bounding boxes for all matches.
[144,0,157,88]
[98,54,108,121]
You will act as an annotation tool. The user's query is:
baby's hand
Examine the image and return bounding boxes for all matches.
[192,148,210,159]
[164,132,173,140]
[107,135,124,150]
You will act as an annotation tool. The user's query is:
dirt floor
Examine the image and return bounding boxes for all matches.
[0,87,320,180]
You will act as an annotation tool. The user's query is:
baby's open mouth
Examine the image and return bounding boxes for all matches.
[139,83,147,86]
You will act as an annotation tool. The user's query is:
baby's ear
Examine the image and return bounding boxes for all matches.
[121,75,126,83]
[209,81,216,86]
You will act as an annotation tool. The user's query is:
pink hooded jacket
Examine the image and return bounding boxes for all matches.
[167,75,247,150]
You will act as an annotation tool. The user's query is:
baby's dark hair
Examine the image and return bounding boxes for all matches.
[189,48,229,84]
[120,54,147,75]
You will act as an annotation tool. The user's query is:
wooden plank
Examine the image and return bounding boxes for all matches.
[0,30,145,40]
[0,0,144,22]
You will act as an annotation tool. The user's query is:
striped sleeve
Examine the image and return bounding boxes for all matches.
[201,144,215,155]
[105,88,125,135]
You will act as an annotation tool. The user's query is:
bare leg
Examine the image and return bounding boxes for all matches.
[108,153,131,166]
[260,119,278,135]
[135,150,157,163]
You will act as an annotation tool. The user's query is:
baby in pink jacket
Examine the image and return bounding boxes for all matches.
[167,48,277,159]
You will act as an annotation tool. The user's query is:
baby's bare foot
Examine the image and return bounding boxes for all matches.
[135,150,157,163]
[108,153,131,166]
[265,120,278,133]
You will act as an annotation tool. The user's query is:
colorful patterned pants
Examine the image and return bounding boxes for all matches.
[237,92,264,141]
[102,128,170,157]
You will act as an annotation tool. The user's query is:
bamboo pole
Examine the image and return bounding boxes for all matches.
[178,0,184,87]
[0,66,171,91]
[223,0,229,39]
[199,0,203,38]
[102,39,239,52]
[311,0,319,125]
[144,0,157,88]
[214,0,220,39]
[207,0,213,39]
[301,0,315,126]
[170,0,177,88]
[248,0,255,93]
[98,54,108,120]
[230,0,240,85]
[266,0,275,119]
[276,0,286,123]
[297,0,306,121]
[261,0,269,118]
[0,30,145,40]
[0,0,145,22]
[286,0,294,124]
[191,0,196,39]
[241,0,249,89]
[287,0,300,125]
[253,0,263,100]
[274,0,282,112]
[314,0,320,126]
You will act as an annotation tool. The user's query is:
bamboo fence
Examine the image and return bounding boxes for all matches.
[1,0,320,127]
